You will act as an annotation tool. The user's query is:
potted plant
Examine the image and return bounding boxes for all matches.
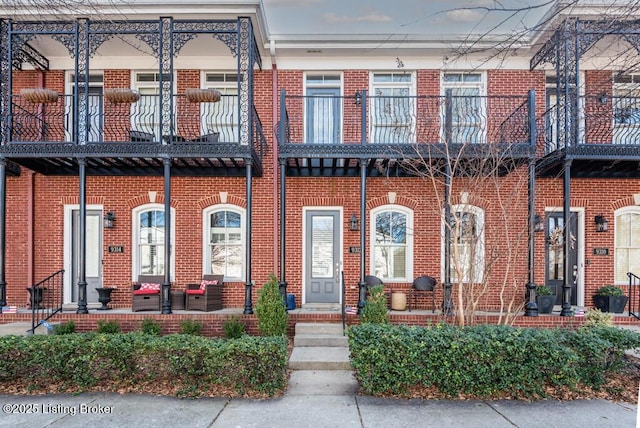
[536,285,555,314]
[592,285,628,313]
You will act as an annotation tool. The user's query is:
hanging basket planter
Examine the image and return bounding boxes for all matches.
[21,88,59,104]
[105,88,140,104]
[185,88,221,103]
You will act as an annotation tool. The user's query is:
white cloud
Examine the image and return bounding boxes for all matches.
[445,9,486,23]
[323,11,393,24]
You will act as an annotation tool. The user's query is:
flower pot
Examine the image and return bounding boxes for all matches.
[593,295,628,313]
[536,295,555,314]
[185,88,221,103]
[96,287,115,310]
[105,88,140,103]
[21,88,58,104]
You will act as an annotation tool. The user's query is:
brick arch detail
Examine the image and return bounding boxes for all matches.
[126,194,179,209]
[611,196,637,211]
[542,197,589,208]
[449,194,489,210]
[198,194,247,209]
[366,195,418,211]
[61,196,105,205]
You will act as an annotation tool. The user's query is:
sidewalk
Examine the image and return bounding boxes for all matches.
[0,388,637,428]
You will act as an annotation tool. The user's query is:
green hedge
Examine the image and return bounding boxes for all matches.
[0,333,288,397]
[348,324,640,399]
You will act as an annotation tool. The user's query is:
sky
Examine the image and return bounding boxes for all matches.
[261,0,555,37]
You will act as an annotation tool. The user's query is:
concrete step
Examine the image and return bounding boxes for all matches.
[0,321,56,336]
[294,334,348,348]
[288,346,351,370]
[286,370,359,396]
[294,322,344,336]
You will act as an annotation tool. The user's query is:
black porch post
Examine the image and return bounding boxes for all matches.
[357,158,367,313]
[161,158,172,314]
[244,161,254,314]
[0,159,6,311]
[443,161,453,315]
[279,159,287,305]
[525,90,538,316]
[76,159,88,314]
[560,158,573,316]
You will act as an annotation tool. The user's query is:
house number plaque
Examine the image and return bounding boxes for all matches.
[349,246,361,254]
[108,246,125,253]
[592,248,609,256]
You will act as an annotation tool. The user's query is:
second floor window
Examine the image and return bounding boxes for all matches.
[613,74,640,145]
[371,72,415,144]
[442,72,486,144]
[203,73,239,142]
[132,72,172,140]
[305,74,342,144]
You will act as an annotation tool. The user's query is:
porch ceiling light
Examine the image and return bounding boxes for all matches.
[104,212,116,229]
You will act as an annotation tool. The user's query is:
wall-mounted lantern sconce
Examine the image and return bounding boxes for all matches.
[104,212,116,229]
[349,214,360,231]
[597,92,608,105]
[534,214,545,233]
[595,215,608,232]
[354,91,362,105]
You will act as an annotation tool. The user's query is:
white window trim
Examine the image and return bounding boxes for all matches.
[614,205,640,285]
[303,72,344,144]
[441,204,485,284]
[369,71,417,144]
[132,71,176,140]
[202,71,240,142]
[202,204,246,282]
[369,205,414,282]
[131,203,176,281]
[440,71,487,145]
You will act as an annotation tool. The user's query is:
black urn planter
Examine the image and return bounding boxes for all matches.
[536,295,556,314]
[96,287,115,310]
[593,295,629,313]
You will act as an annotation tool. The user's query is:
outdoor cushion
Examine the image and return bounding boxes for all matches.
[139,282,161,291]
[199,279,218,290]
[133,288,160,295]
[186,289,206,295]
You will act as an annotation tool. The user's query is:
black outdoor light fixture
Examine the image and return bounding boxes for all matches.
[104,211,116,229]
[534,214,545,233]
[350,214,360,231]
[597,92,609,105]
[354,91,362,105]
[595,215,609,232]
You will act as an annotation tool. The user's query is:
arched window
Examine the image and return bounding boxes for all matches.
[203,205,245,281]
[132,204,175,279]
[615,206,640,284]
[444,204,485,283]
[370,205,413,282]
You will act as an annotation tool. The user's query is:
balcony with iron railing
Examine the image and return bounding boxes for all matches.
[4,92,267,176]
[277,90,535,176]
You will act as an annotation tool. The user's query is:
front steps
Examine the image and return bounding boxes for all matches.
[0,321,56,335]
[287,322,358,396]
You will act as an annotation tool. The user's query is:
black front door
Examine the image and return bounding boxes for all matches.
[545,212,578,306]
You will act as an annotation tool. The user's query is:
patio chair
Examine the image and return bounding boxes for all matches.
[185,274,224,311]
[408,275,436,313]
[132,275,164,312]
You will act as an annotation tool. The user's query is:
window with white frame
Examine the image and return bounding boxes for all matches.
[132,204,175,278]
[445,205,485,283]
[371,72,415,144]
[370,205,413,282]
[204,205,245,281]
[613,74,640,145]
[132,72,173,140]
[615,206,640,283]
[202,73,239,142]
[441,72,486,144]
[305,74,342,144]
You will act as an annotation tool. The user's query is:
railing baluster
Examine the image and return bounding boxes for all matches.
[28,269,64,334]
[629,272,640,320]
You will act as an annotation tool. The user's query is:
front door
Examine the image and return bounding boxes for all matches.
[545,211,579,306]
[305,210,341,304]
[71,210,103,303]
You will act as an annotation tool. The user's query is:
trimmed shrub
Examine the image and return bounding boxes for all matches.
[140,318,162,335]
[179,319,203,336]
[53,321,75,335]
[96,319,121,334]
[255,273,288,336]
[583,308,613,328]
[223,316,246,339]
[361,285,389,324]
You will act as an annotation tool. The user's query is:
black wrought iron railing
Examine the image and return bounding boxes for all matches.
[628,271,640,320]
[28,269,64,335]
[8,93,258,146]
[537,95,640,154]
[341,271,346,336]
[277,91,532,146]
